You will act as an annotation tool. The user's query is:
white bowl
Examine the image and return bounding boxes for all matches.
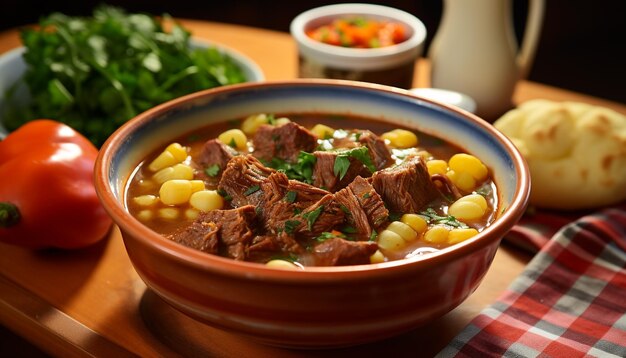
[290,3,427,89]
[0,40,265,137]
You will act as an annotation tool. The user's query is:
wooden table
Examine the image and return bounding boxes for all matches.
[1,20,625,357]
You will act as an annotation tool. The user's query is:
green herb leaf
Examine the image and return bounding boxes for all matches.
[243,185,261,196]
[419,208,469,229]
[284,220,301,235]
[204,164,220,177]
[302,205,324,231]
[315,231,346,242]
[263,151,317,184]
[284,191,297,203]
[333,147,376,180]
[333,155,351,180]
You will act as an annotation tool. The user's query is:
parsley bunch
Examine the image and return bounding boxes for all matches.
[2,5,247,147]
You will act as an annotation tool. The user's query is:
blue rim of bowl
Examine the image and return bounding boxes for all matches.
[95,79,530,281]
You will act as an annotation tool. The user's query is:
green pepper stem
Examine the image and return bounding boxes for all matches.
[0,202,21,228]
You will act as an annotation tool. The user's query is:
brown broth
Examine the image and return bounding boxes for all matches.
[125,113,498,264]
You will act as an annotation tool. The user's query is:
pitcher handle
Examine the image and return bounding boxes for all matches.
[517,0,545,79]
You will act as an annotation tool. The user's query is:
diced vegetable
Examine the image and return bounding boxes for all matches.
[159,180,193,205]
[189,190,224,212]
[381,129,418,148]
[218,129,248,151]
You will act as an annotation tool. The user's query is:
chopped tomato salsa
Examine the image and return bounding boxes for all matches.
[306,17,407,48]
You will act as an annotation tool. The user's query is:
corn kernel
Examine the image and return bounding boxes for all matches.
[370,250,386,264]
[461,194,488,211]
[165,143,188,162]
[274,117,291,126]
[448,153,488,181]
[218,129,248,151]
[401,214,428,234]
[159,180,192,205]
[136,209,153,221]
[153,164,194,184]
[189,190,224,212]
[185,208,200,220]
[386,221,418,242]
[241,113,269,135]
[158,208,179,220]
[190,180,205,193]
[133,194,158,207]
[448,200,485,221]
[447,170,476,192]
[148,151,176,172]
[310,124,335,139]
[423,226,449,244]
[266,259,299,269]
[448,228,479,244]
[427,159,448,176]
[377,230,405,251]
[381,129,418,148]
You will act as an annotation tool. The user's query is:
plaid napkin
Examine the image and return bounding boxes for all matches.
[439,204,626,357]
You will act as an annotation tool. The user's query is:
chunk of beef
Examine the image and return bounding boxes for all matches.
[256,172,329,234]
[252,122,317,162]
[335,176,389,240]
[313,238,378,266]
[358,130,393,170]
[247,233,304,262]
[372,155,441,213]
[167,205,257,260]
[195,139,238,178]
[218,155,275,207]
[294,194,345,239]
[312,151,371,192]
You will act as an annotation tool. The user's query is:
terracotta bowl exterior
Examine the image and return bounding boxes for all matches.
[94,80,530,348]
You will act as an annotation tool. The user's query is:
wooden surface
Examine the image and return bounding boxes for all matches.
[1,20,625,357]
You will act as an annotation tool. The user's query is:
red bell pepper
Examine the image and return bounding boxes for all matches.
[0,120,112,249]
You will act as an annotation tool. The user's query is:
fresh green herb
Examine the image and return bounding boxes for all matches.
[293,208,302,215]
[228,138,237,149]
[204,164,220,177]
[266,113,276,125]
[340,225,357,234]
[333,147,376,180]
[284,191,297,203]
[315,231,345,242]
[420,208,469,229]
[263,151,317,184]
[283,220,301,235]
[216,188,232,201]
[339,204,351,215]
[333,155,351,180]
[2,5,247,147]
[363,192,371,199]
[243,185,261,196]
[302,205,324,231]
[369,230,378,241]
[388,212,402,222]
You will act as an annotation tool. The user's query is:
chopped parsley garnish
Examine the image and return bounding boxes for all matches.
[228,137,237,149]
[369,230,378,241]
[315,231,346,242]
[243,185,261,196]
[263,151,316,184]
[204,164,220,177]
[339,204,351,215]
[333,147,376,180]
[284,191,297,203]
[420,208,469,229]
[302,205,324,231]
[340,225,357,234]
[267,114,276,125]
[284,220,301,235]
[216,188,232,201]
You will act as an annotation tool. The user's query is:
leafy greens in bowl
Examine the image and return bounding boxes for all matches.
[0,6,264,146]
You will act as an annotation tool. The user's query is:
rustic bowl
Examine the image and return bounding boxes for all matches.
[94,79,530,348]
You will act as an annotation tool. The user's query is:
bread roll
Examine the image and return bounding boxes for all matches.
[494,99,626,210]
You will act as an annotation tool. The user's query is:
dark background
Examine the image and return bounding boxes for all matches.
[1,0,625,104]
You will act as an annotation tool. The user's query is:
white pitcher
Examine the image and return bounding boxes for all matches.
[428,0,545,121]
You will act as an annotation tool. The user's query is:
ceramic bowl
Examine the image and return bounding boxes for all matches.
[0,41,264,136]
[290,3,426,89]
[94,80,530,348]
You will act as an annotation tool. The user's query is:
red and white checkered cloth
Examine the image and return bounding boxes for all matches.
[439,204,626,357]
